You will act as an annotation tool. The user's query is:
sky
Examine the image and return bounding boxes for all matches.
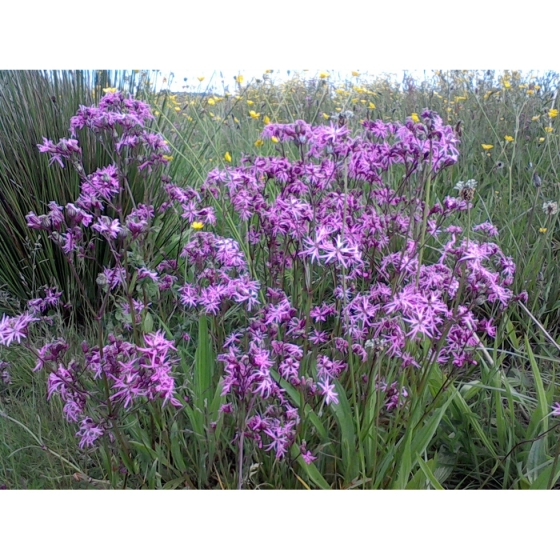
[3,2,560,78]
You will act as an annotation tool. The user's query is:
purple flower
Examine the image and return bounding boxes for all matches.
[76,417,104,449]
[318,379,339,406]
[92,216,123,239]
[0,312,39,346]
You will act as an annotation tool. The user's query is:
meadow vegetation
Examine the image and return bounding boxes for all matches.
[1,69,560,489]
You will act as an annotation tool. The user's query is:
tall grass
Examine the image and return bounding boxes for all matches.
[0,70,161,319]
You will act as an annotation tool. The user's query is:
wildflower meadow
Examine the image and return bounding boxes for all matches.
[1,69,560,489]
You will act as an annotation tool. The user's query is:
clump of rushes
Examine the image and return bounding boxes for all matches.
[0,95,523,488]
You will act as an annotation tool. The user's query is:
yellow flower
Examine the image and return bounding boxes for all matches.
[191,221,204,230]
[264,69,273,74]
[208,98,216,105]
[197,76,205,82]
[323,113,330,119]
[236,75,244,84]
[263,116,271,125]
[482,144,494,150]
[539,137,545,143]
[234,117,240,124]
[532,115,540,121]
[549,109,559,118]
[503,80,511,89]
[545,126,554,133]
[540,227,548,233]
[368,102,376,109]
[319,72,330,79]
[504,135,514,142]
[352,71,360,77]
[174,107,180,112]
[411,113,420,123]
[254,138,264,147]
[162,155,173,162]
[271,136,279,143]
[527,90,535,95]
[224,152,232,163]
[102,87,117,94]
[249,110,261,119]
[247,100,254,106]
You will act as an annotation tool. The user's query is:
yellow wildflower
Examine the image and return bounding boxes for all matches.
[545,126,554,133]
[197,76,205,82]
[254,138,264,147]
[411,113,420,123]
[224,152,232,163]
[264,69,273,74]
[352,71,360,77]
[540,227,548,233]
[532,115,540,121]
[249,110,261,119]
[368,102,376,109]
[323,113,330,119]
[208,98,216,106]
[174,107,180,112]
[191,222,204,230]
[549,109,559,118]
[504,135,514,142]
[271,136,279,143]
[527,90,535,95]
[503,80,511,89]
[234,117,240,124]
[247,100,254,106]
[539,137,545,143]
[319,72,330,79]
[102,87,117,94]
[481,144,494,150]
[263,116,271,125]
[162,155,173,162]
[236,75,244,84]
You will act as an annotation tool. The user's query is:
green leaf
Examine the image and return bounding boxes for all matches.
[416,455,444,490]
[291,444,330,489]
[142,311,154,333]
[194,314,214,410]
[331,379,359,484]
[525,336,549,440]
